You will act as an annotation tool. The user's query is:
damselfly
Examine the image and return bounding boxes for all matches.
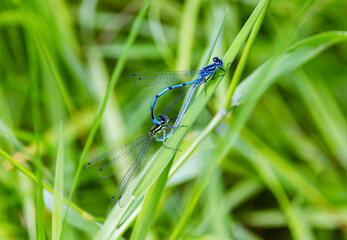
[86,90,187,206]
[87,116,177,207]
[129,57,225,126]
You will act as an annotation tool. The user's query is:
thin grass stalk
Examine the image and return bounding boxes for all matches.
[223,2,268,109]
[130,160,172,240]
[52,122,64,240]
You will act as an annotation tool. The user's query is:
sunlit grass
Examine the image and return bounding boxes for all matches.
[1,0,347,239]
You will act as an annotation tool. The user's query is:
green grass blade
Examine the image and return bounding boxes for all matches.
[92,8,230,238]
[169,1,268,179]
[169,4,269,238]
[131,161,172,240]
[237,130,332,236]
[237,133,314,240]
[93,199,134,240]
[0,119,23,150]
[108,200,143,239]
[148,0,175,69]
[168,29,347,240]
[176,0,201,69]
[18,172,36,240]
[216,29,347,213]
[169,163,211,240]
[133,0,270,201]
[219,32,347,162]
[25,15,46,239]
[223,1,267,109]
[128,10,229,238]
[292,70,347,170]
[233,31,347,107]
[202,7,229,67]
[63,0,150,232]
[52,121,64,240]
[0,149,100,225]
[27,15,75,115]
[207,29,347,233]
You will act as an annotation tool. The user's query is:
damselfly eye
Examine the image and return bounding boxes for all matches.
[213,57,218,62]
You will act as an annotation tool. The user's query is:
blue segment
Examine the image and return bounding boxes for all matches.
[150,80,196,125]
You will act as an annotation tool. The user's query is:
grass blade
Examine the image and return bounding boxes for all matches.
[131,161,172,240]
[0,149,100,225]
[292,70,347,170]
[169,3,269,238]
[133,0,270,202]
[25,13,46,238]
[127,9,229,238]
[233,31,347,107]
[52,121,64,240]
[203,7,229,67]
[214,31,347,234]
[176,0,201,69]
[237,129,343,233]
[93,199,134,240]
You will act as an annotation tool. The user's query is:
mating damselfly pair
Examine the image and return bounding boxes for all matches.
[87,57,226,207]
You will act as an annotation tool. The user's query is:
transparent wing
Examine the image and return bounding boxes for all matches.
[111,137,153,207]
[161,86,191,117]
[129,70,200,91]
[174,84,199,129]
[87,134,150,178]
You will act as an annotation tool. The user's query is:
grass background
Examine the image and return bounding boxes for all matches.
[1,0,347,239]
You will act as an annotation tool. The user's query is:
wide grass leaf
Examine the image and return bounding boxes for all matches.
[232,31,347,107]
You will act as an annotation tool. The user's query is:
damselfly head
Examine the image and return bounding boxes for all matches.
[158,115,168,124]
[213,57,223,67]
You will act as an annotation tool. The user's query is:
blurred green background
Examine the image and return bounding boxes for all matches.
[1,0,347,239]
